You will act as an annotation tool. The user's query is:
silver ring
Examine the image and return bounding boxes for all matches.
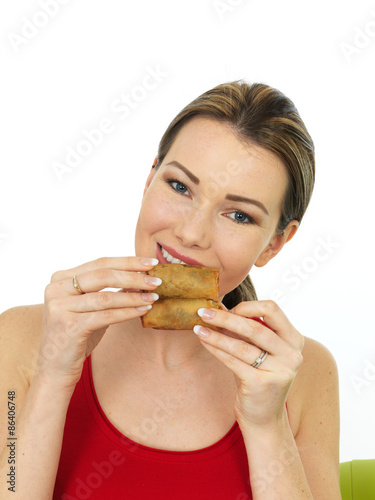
[251,350,268,368]
[73,275,85,294]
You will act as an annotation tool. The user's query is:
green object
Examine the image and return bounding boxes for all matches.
[340,460,375,499]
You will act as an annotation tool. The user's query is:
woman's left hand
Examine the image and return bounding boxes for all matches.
[194,300,305,430]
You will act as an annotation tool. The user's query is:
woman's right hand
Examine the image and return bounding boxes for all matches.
[37,256,160,392]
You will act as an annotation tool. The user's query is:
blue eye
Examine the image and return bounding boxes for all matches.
[165,178,255,226]
[227,211,254,225]
[166,179,189,195]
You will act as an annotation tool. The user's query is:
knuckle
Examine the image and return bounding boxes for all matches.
[44,283,53,301]
[96,291,112,307]
[45,280,65,301]
[236,341,253,358]
[50,270,64,282]
[44,282,57,301]
[241,318,261,340]
[127,292,140,305]
[291,350,304,369]
[226,354,237,368]
[249,319,263,336]
[93,267,110,282]
[237,318,252,338]
[64,318,79,336]
[112,269,124,283]
[263,300,279,314]
[94,257,108,269]
[279,367,294,384]
[221,313,234,330]
[102,308,114,321]
[46,298,60,317]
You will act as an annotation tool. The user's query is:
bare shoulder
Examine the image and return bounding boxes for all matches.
[0,304,44,386]
[287,336,339,434]
[0,305,45,453]
[288,336,341,496]
[301,335,338,366]
[296,336,339,397]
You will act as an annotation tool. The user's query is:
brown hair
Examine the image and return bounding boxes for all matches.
[154,80,315,309]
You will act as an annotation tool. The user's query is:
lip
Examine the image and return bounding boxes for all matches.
[157,243,205,266]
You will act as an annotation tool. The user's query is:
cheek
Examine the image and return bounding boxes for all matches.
[136,190,182,235]
[217,241,259,296]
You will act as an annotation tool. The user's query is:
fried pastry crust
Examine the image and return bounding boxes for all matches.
[141,263,221,330]
[146,264,220,300]
[141,298,220,330]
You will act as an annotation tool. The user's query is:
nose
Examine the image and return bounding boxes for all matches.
[173,203,211,249]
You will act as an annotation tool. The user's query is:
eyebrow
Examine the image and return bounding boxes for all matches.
[225,194,269,216]
[164,160,269,216]
[165,161,200,184]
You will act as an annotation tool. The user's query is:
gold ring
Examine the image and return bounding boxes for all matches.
[73,275,85,294]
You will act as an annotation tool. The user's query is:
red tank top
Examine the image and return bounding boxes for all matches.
[53,356,253,500]
[53,318,271,499]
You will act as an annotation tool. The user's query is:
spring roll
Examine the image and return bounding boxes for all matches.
[146,264,220,300]
[141,298,221,330]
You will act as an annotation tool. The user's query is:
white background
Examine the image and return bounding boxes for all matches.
[1,0,374,463]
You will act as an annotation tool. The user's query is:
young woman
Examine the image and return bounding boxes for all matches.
[0,81,341,499]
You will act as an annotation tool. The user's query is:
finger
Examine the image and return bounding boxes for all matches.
[196,307,287,356]
[73,306,155,334]
[193,329,274,384]
[201,339,300,391]
[64,291,159,313]
[195,326,301,386]
[48,269,162,297]
[50,256,159,282]
[230,300,304,352]
[194,325,270,370]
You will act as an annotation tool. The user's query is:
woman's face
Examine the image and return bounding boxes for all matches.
[135,116,295,299]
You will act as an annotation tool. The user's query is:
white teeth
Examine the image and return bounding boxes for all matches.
[161,246,188,265]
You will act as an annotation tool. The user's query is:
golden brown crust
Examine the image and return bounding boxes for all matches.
[141,298,221,330]
[146,264,220,300]
[142,263,221,330]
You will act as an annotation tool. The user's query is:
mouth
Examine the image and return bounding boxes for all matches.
[157,243,205,266]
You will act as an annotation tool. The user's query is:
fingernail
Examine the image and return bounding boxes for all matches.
[193,325,210,338]
[141,292,159,301]
[197,308,216,319]
[136,305,152,311]
[141,258,159,266]
[144,276,162,286]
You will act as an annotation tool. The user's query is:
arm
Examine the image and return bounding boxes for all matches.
[194,300,341,499]
[0,306,75,500]
[0,370,75,500]
[241,338,340,499]
[293,338,341,498]
[1,256,160,499]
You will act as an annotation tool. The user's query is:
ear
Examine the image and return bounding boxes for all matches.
[254,220,299,268]
[142,156,159,197]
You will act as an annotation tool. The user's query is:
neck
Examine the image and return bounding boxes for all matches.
[109,317,214,371]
